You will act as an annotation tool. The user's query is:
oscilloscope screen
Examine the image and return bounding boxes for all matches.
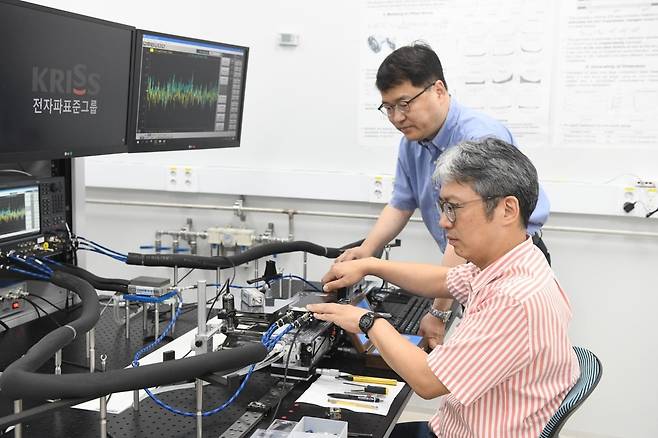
[0,186,40,241]
[130,31,249,152]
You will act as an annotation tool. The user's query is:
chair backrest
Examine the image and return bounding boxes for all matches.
[540,346,602,438]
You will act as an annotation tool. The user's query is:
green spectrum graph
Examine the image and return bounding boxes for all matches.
[0,208,25,223]
[145,75,218,110]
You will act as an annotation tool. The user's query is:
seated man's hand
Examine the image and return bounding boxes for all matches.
[321,258,370,292]
[335,246,371,263]
[307,303,367,333]
[418,313,446,349]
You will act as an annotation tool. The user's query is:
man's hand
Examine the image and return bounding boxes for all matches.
[321,258,372,292]
[307,303,368,333]
[335,246,372,263]
[418,313,446,349]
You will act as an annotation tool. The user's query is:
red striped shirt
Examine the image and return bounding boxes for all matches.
[427,237,579,437]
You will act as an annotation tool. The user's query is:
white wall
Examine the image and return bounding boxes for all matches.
[26,1,658,436]
[36,0,658,220]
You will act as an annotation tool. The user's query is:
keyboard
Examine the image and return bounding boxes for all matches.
[372,291,432,335]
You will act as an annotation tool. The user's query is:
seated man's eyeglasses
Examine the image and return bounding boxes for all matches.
[378,81,436,118]
[437,196,501,223]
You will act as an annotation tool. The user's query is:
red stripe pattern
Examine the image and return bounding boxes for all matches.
[427,238,580,437]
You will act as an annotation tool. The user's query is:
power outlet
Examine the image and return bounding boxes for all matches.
[368,175,394,204]
[165,166,198,192]
[622,182,658,217]
[635,180,656,188]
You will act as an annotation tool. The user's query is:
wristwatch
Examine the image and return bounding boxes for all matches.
[428,308,452,323]
[358,312,383,338]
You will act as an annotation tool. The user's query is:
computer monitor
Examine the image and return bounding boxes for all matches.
[129,30,249,152]
[0,184,40,241]
[0,0,133,161]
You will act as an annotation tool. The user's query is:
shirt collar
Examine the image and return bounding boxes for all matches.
[469,236,535,293]
[418,96,458,153]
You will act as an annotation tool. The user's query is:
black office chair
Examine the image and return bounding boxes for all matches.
[540,346,602,438]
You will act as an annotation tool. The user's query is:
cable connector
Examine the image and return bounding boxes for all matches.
[292,311,314,328]
[275,311,295,327]
[623,201,636,213]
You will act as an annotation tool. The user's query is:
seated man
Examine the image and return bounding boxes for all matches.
[308,138,579,438]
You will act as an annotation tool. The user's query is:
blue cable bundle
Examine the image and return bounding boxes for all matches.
[6,253,54,281]
[76,236,127,262]
[132,301,298,417]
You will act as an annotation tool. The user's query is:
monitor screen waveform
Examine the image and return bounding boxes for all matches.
[0,186,39,240]
[0,197,26,236]
[132,31,248,151]
[145,75,218,110]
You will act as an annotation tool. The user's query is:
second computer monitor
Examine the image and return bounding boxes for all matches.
[129,30,249,153]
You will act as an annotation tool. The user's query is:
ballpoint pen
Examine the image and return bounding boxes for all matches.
[327,393,382,403]
[327,398,377,410]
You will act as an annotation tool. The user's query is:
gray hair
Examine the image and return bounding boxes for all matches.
[433,137,538,228]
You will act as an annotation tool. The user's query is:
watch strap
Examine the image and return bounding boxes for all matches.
[428,307,452,323]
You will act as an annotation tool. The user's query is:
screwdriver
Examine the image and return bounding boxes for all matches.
[316,368,398,386]
[342,381,387,395]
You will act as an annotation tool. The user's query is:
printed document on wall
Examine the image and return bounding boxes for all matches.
[358,0,555,149]
[554,0,658,148]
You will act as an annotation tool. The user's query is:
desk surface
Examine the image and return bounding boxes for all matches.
[0,304,412,437]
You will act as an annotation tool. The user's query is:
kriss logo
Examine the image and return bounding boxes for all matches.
[32,64,101,96]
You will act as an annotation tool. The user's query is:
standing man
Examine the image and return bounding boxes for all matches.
[311,138,577,438]
[338,43,550,347]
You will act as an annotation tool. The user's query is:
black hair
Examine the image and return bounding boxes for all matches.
[376,42,448,92]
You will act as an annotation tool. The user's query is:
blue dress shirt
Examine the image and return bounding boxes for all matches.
[389,97,550,252]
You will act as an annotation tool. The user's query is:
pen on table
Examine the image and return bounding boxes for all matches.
[347,433,374,438]
[327,398,377,410]
[327,393,381,403]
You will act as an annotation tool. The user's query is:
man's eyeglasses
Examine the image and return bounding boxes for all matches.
[378,81,436,118]
[437,196,502,223]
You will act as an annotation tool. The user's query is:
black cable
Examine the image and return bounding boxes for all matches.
[206,278,230,322]
[177,268,195,284]
[228,257,237,285]
[126,240,347,270]
[29,294,64,312]
[22,297,61,328]
[0,318,9,332]
[647,206,658,218]
[271,327,302,421]
[22,297,41,318]
[0,395,97,430]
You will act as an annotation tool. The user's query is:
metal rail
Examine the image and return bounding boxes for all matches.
[86,198,658,239]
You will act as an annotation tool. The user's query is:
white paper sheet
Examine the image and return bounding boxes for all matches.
[295,375,405,416]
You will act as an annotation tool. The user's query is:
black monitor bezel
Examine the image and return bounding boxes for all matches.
[128,29,249,153]
[0,0,135,162]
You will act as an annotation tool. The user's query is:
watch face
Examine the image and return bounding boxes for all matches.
[359,312,374,333]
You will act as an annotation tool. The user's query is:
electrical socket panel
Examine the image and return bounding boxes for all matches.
[166,166,198,192]
[368,175,394,204]
[622,180,658,217]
